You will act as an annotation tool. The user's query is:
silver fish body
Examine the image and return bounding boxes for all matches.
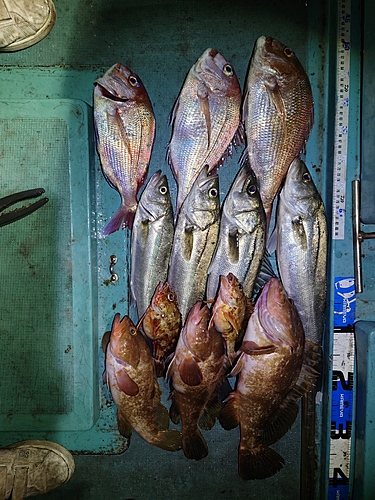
[168,48,243,213]
[242,36,314,231]
[206,162,266,301]
[273,158,327,346]
[167,166,220,323]
[130,171,174,320]
[94,63,156,234]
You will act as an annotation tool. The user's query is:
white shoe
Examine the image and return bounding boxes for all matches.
[0,0,56,52]
[0,440,75,500]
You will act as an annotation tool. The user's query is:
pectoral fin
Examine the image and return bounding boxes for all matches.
[240,341,277,355]
[116,369,139,396]
[197,82,211,148]
[179,356,203,386]
[219,393,239,430]
[292,216,308,250]
[264,79,287,136]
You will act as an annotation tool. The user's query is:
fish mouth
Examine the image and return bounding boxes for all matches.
[95,63,134,101]
[144,169,163,197]
[95,82,129,102]
[255,35,299,77]
[197,172,218,190]
[218,273,240,302]
[150,282,171,312]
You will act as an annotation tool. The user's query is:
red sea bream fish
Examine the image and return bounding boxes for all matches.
[168,48,243,213]
[242,36,314,233]
[104,314,182,451]
[94,63,156,235]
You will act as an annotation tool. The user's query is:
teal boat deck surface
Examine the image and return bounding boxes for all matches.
[0,0,373,498]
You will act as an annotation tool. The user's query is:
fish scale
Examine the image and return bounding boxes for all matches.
[242,36,314,231]
[94,63,156,235]
[168,47,243,212]
[167,166,220,324]
[272,158,327,347]
[130,170,174,320]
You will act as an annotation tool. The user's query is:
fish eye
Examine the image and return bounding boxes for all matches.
[129,75,140,87]
[223,64,234,77]
[284,47,295,58]
[168,293,175,301]
[302,172,311,183]
[248,184,257,195]
[130,328,137,335]
[209,188,218,198]
[159,185,168,195]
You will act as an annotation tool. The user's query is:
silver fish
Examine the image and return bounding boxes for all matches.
[167,166,220,323]
[130,171,174,319]
[168,48,243,213]
[271,158,327,346]
[206,162,266,301]
[94,63,156,234]
[242,36,314,232]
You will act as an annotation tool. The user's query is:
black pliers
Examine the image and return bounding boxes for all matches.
[0,188,49,227]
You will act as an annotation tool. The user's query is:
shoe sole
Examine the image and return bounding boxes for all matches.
[6,439,75,482]
[1,1,56,52]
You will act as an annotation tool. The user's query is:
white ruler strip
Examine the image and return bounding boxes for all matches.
[332,0,351,240]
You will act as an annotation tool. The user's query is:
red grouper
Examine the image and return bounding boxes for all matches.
[219,277,320,480]
[104,313,182,451]
[167,302,226,460]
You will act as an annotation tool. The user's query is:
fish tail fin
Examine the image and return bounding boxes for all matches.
[238,444,285,480]
[182,429,208,460]
[154,430,182,452]
[102,205,136,236]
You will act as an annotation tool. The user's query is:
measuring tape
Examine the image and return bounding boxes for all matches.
[328,0,355,498]
[328,327,355,500]
[329,278,356,499]
[332,0,351,240]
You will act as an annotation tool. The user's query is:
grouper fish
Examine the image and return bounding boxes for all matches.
[167,302,226,460]
[219,277,320,480]
[104,313,182,451]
